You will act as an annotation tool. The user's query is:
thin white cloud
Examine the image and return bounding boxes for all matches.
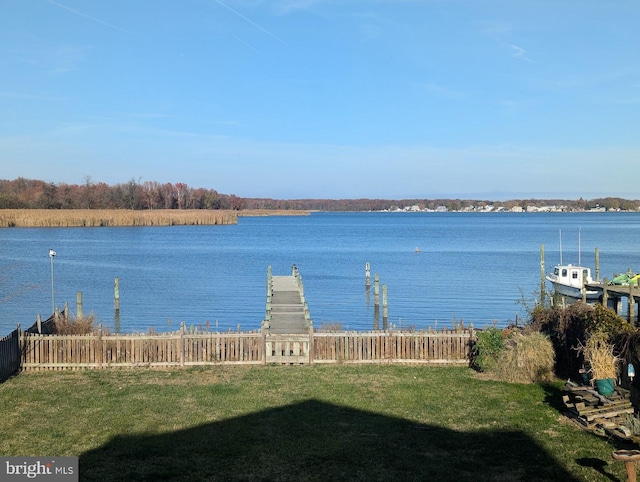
[215,0,287,45]
[44,0,132,34]
[232,35,266,56]
[510,44,533,63]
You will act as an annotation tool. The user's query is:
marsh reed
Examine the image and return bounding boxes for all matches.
[0,209,238,227]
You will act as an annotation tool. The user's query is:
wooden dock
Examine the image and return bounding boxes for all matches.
[264,265,311,334]
[263,266,313,363]
[578,280,640,323]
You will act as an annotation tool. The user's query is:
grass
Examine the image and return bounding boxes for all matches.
[0,365,635,481]
[0,209,237,227]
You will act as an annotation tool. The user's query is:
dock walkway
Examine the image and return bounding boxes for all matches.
[264,266,311,335]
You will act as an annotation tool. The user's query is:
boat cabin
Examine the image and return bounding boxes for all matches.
[552,265,593,287]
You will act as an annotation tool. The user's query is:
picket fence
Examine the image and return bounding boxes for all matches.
[1,311,59,382]
[18,328,474,370]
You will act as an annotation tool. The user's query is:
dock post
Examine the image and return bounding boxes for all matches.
[382,284,388,328]
[76,291,83,319]
[114,277,120,314]
[540,244,545,305]
[365,262,371,289]
[595,247,600,282]
[582,272,587,303]
[602,278,609,309]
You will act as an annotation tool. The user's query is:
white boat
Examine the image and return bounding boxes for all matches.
[546,228,601,301]
[546,264,601,300]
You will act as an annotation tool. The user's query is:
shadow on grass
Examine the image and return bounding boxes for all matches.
[80,399,579,481]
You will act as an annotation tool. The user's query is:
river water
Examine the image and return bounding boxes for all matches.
[2,212,640,336]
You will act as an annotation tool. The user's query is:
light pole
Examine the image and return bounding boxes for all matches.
[49,249,56,315]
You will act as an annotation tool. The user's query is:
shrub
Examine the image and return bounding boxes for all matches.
[53,314,96,334]
[528,302,631,379]
[470,327,505,372]
[493,332,555,383]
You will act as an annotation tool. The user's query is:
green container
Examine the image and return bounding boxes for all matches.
[595,378,615,396]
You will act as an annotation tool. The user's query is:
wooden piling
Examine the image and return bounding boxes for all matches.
[595,247,600,282]
[374,274,380,307]
[76,291,83,319]
[365,262,371,289]
[114,277,120,313]
[382,284,388,328]
[36,314,42,334]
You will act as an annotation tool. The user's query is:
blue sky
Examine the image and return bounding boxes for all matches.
[1,1,639,199]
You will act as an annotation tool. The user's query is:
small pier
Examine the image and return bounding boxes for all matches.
[264,265,312,334]
[263,266,313,363]
[585,281,640,323]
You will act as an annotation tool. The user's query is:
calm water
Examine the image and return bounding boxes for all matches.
[2,212,640,336]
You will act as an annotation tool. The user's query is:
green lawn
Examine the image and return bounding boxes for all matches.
[0,365,635,481]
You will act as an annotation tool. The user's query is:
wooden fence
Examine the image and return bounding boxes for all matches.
[18,328,474,370]
[0,330,20,382]
[21,330,264,370]
[0,311,60,382]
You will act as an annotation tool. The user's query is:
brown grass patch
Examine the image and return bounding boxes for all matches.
[0,209,237,227]
[492,332,556,383]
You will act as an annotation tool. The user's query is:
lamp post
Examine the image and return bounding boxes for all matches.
[49,249,56,315]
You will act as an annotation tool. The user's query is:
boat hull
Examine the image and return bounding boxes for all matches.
[546,278,601,301]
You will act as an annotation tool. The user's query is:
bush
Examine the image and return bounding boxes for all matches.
[528,302,631,379]
[471,327,505,372]
[53,314,96,334]
[493,332,555,383]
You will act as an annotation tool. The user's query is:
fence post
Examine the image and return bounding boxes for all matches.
[97,324,103,369]
[309,324,314,365]
[180,322,186,367]
[36,314,42,334]
[261,321,267,365]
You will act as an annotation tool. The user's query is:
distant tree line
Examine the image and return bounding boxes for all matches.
[0,177,638,212]
[0,178,244,210]
[241,196,640,212]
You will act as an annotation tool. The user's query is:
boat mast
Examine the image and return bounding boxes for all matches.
[578,227,581,265]
[559,229,563,265]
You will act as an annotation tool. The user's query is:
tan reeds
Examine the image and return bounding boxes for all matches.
[0,209,238,227]
[493,332,555,383]
[53,314,96,335]
[580,330,618,380]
